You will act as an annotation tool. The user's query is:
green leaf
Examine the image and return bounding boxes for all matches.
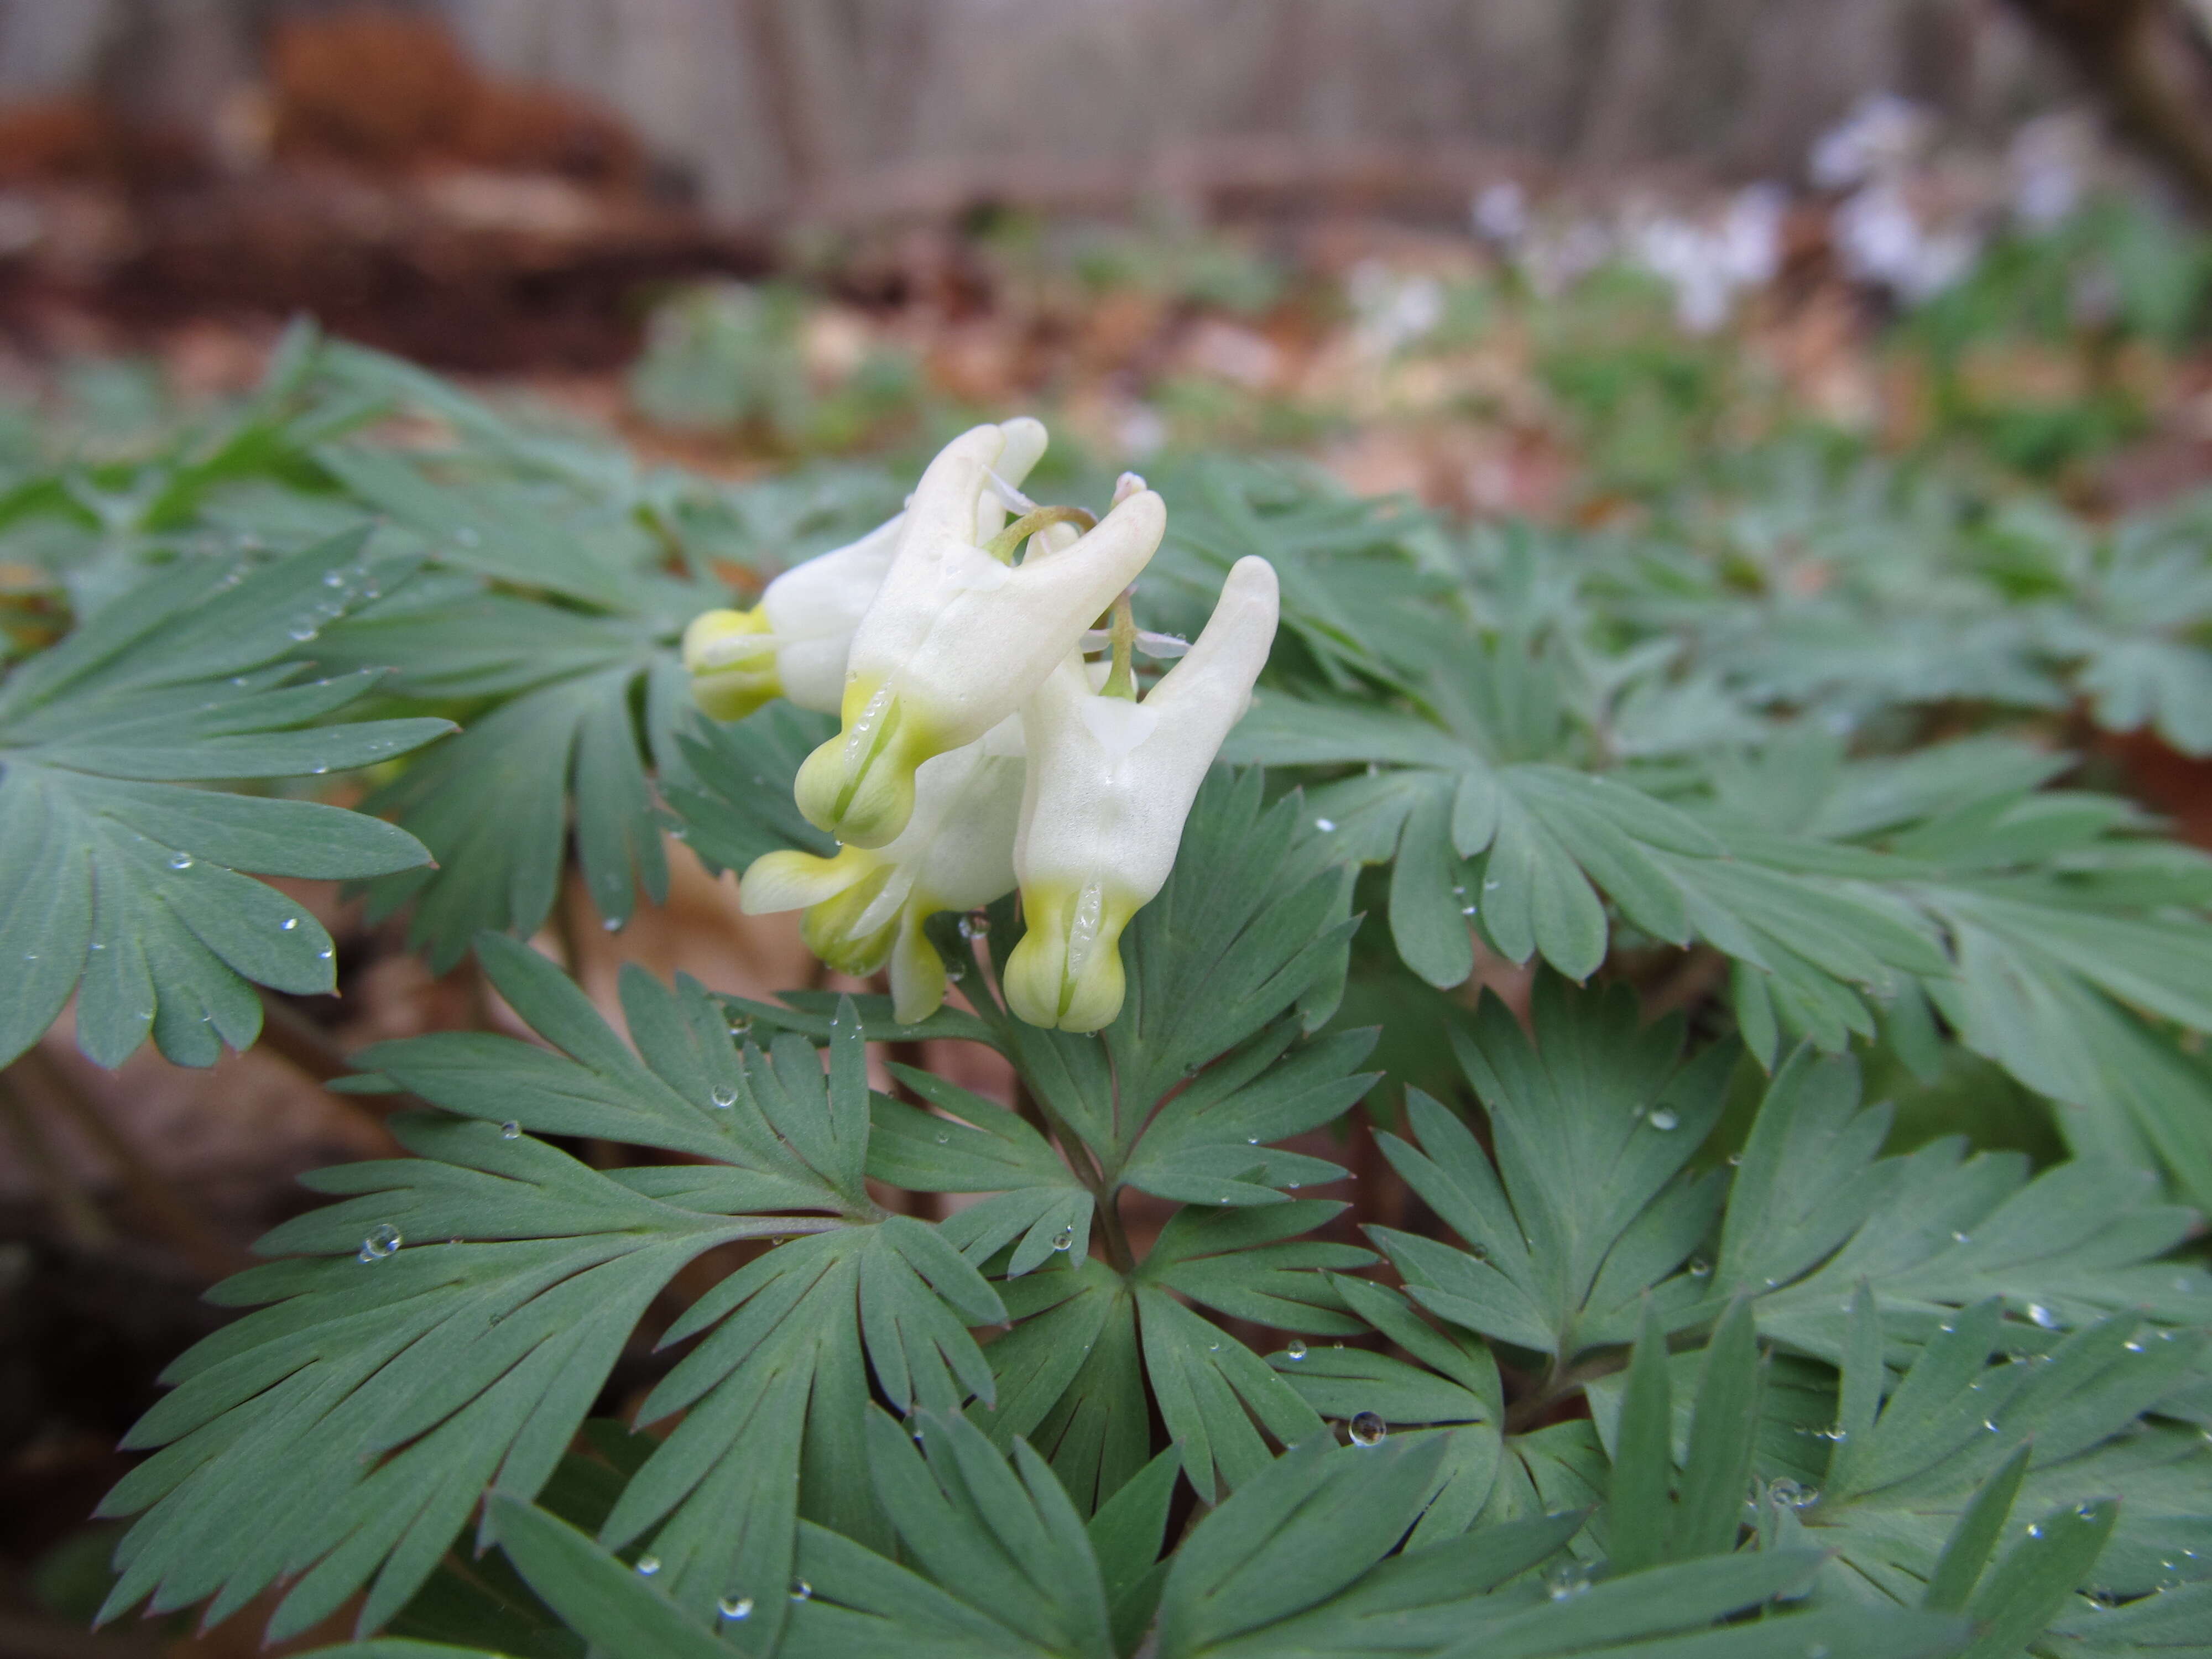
[1607,1301,1675,1573]
[1923,1441,2032,1611]
[1371,980,1735,1361]
[1957,1497,2118,1659]
[606,1221,1003,1650]
[94,1114,782,1643]
[662,701,838,873]
[973,1261,1151,1515]
[479,1496,727,1659]
[1672,1298,1764,1562]
[0,530,445,1068]
[357,937,862,1207]
[1152,1435,1450,1656]
[769,1413,1115,1659]
[1087,1447,1182,1655]
[358,659,684,970]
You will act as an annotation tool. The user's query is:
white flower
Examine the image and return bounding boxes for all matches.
[1833,180,1977,303]
[794,421,1166,848]
[682,418,1051,722]
[740,717,1025,1023]
[1003,555,1279,1031]
[1809,93,1931,191]
[1631,185,1787,334]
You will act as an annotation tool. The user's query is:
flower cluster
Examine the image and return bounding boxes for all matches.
[685,419,1279,1031]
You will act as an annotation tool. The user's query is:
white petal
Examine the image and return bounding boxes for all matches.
[1077,696,1160,763]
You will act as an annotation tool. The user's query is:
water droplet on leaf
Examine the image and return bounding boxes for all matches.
[1646,1107,1679,1131]
[500,1121,520,1139]
[357,1223,402,1261]
[635,1556,660,1576]
[1348,1412,1386,1447]
[959,910,991,940]
[710,1085,737,1109]
[168,852,195,870]
[789,1580,812,1601]
[1286,1338,1307,1360]
[718,1597,753,1621]
[1051,1227,1075,1251]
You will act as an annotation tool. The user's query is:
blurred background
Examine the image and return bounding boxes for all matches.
[7,2,2212,1653]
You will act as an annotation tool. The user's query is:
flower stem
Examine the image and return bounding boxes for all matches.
[1100,592,1139,701]
[982,505,1096,564]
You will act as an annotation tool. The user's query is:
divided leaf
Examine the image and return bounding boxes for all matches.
[0,531,447,1067]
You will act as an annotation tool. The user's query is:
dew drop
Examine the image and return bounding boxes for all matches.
[1726,1152,1744,1167]
[958,910,991,940]
[946,961,966,982]
[2027,1302,2062,1331]
[280,916,299,931]
[1348,1411,1386,1447]
[635,1556,660,1577]
[717,1595,753,1621]
[1051,1227,1076,1252]
[322,571,347,588]
[602,916,622,932]
[357,1223,403,1261]
[168,851,195,870]
[1546,1562,1590,1600]
[935,1131,949,1144]
[789,1580,812,1601]
[1313,818,1337,833]
[1646,1107,1679,1132]
[500,1121,521,1139]
[1286,1338,1308,1360]
[1688,1258,1712,1277]
[2125,1340,2145,1353]
[319,947,334,961]
[1984,1418,2000,1432]
[286,623,319,643]
[1952,1230,1971,1244]
[2027,1524,2044,1538]
[710,1084,738,1109]
[728,1015,753,1037]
